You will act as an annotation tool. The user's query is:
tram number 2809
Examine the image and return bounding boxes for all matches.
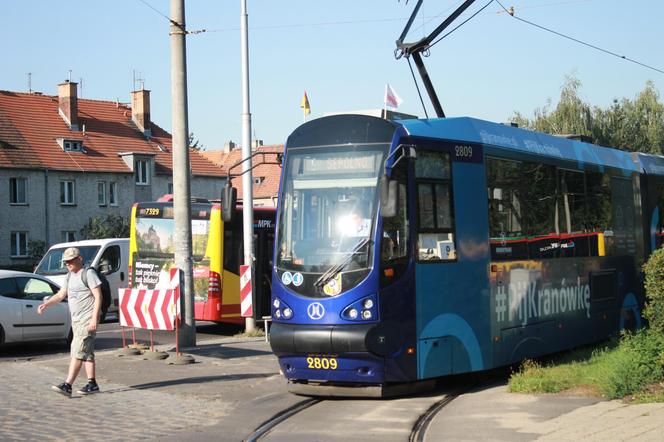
[306,356,338,370]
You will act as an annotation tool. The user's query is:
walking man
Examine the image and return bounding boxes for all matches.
[39,247,102,396]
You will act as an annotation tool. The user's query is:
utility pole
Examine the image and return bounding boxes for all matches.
[170,0,196,347]
[240,0,256,333]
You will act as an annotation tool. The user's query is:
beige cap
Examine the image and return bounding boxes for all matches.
[62,247,81,261]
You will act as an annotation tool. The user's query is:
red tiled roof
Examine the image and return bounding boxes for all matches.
[0,90,222,176]
[202,145,283,199]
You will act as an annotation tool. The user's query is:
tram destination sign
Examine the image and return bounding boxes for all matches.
[303,153,377,174]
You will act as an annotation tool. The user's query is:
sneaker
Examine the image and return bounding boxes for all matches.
[51,382,72,396]
[77,382,100,395]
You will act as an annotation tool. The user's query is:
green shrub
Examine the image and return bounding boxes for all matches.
[643,248,664,335]
[601,330,664,399]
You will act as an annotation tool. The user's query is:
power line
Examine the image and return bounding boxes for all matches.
[136,0,196,34]
[495,0,664,75]
[429,0,496,49]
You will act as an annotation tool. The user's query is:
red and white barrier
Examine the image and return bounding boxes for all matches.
[119,268,181,331]
[240,264,252,317]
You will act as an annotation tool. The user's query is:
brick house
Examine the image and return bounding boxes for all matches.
[0,82,225,268]
[202,142,283,207]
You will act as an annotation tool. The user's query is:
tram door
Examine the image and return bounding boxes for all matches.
[413,142,491,378]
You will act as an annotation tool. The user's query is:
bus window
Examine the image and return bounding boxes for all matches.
[223,221,242,274]
[416,151,456,261]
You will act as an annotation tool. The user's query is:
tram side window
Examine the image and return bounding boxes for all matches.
[558,169,586,233]
[487,158,557,260]
[488,157,614,260]
[416,151,455,261]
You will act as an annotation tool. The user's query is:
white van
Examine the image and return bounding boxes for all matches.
[35,238,129,318]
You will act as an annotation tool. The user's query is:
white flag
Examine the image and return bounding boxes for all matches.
[384,84,403,109]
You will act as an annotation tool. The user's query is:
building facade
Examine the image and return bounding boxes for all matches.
[0,83,225,268]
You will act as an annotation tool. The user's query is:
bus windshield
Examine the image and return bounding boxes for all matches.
[132,214,211,302]
[276,145,388,284]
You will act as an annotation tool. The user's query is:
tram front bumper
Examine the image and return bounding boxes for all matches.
[270,322,403,384]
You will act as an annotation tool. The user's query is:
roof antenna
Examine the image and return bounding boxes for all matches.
[68,69,72,82]
[27,72,32,93]
[79,78,83,98]
[133,69,145,91]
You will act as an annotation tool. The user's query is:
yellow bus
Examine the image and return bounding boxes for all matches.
[129,196,275,323]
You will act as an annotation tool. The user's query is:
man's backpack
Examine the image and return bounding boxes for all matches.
[67,266,112,321]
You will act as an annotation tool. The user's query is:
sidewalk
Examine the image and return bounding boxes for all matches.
[1,337,663,441]
[430,384,664,441]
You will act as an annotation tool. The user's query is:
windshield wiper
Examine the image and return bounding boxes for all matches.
[314,237,372,291]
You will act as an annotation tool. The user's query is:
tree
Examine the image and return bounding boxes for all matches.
[512,75,664,155]
[80,214,130,239]
[28,240,45,266]
[189,132,204,151]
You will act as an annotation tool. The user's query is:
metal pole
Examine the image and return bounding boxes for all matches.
[170,0,196,347]
[240,0,256,333]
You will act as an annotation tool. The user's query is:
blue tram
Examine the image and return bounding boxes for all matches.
[269,114,664,396]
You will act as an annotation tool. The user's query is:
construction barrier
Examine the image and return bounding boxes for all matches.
[240,264,252,318]
[118,268,182,354]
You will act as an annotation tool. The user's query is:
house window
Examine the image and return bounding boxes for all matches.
[253,176,266,185]
[63,140,83,152]
[10,232,28,257]
[60,180,75,205]
[109,182,118,206]
[98,181,107,206]
[62,231,76,242]
[10,177,27,204]
[135,159,149,185]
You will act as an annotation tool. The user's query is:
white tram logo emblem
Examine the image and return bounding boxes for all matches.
[307,302,325,320]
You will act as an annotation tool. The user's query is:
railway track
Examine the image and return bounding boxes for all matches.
[409,393,459,442]
[243,389,462,442]
[244,397,323,442]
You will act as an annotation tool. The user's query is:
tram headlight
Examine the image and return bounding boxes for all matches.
[274,309,282,319]
[273,298,281,309]
[283,307,293,319]
[341,294,378,321]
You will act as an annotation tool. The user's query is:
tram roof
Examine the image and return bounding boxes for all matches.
[399,117,641,173]
[636,152,664,176]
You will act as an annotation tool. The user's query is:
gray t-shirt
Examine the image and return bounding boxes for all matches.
[64,268,102,322]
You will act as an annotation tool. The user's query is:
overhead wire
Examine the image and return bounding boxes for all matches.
[429,0,496,49]
[494,0,664,75]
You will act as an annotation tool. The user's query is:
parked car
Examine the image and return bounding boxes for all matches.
[34,238,129,318]
[0,270,71,346]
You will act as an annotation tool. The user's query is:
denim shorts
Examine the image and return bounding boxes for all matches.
[71,319,96,361]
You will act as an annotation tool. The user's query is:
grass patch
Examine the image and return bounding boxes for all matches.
[234,328,266,338]
[509,330,664,400]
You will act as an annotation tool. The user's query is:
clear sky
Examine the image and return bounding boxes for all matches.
[4,1,664,150]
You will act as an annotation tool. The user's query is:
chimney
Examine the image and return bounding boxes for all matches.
[223,140,236,153]
[58,81,79,130]
[131,89,151,137]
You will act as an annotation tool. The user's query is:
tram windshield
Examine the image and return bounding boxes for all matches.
[276,144,388,294]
